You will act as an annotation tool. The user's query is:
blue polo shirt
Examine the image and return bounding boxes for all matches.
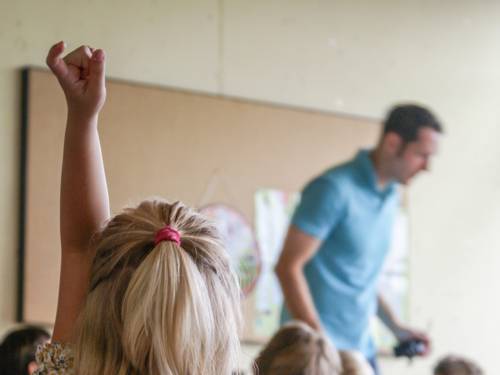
[281,150,399,358]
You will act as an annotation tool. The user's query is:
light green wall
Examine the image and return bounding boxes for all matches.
[1,1,499,374]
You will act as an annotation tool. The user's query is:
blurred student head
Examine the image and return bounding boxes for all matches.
[434,355,483,375]
[339,350,374,375]
[0,326,50,375]
[254,320,342,375]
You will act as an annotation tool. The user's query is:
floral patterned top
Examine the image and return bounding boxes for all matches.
[35,342,74,375]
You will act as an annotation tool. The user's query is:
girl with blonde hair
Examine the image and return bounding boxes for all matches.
[36,41,242,375]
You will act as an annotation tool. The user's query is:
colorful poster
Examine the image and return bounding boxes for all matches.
[253,189,300,337]
[199,204,261,296]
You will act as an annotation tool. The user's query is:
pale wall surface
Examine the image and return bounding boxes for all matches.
[1,1,499,374]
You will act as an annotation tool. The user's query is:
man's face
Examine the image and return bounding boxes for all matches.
[391,127,441,185]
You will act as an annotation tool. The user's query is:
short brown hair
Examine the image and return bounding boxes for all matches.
[434,355,483,375]
[254,321,341,375]
[383,104,443,144]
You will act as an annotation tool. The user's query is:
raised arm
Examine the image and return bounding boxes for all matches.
[46,42,110,342]
[275,225,323,330]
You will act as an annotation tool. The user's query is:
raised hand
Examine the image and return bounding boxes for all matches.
[47,41,111,343]
[46,41,106,118]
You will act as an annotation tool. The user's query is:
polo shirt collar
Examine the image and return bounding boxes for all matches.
[354,149,397,196]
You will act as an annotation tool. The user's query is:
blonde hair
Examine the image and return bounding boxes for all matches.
[254,321,342,375]
[339,351,374,375]
[74,200,242,375]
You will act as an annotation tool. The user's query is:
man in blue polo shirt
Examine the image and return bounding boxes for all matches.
[275,104,443,374]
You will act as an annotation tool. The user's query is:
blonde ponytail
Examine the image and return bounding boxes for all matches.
[74,200,241,375]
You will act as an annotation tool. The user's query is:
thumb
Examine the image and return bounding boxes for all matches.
[88,49,106,91]
[46,41,70,84]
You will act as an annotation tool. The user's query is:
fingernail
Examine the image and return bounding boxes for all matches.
[92,49,105,62]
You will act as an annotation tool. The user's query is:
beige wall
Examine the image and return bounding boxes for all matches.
[1,1,499,374]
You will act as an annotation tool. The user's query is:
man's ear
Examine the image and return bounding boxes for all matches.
[381,132,403,155]
[27,361,38,375]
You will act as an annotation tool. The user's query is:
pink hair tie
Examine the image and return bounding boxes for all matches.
[154,226,181,246]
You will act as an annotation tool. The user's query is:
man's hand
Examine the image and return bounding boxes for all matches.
[46,41,106,119]
[393,324,431,356]
[377,294,431,356]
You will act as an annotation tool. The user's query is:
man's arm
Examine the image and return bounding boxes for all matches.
[377,294,402,333]
[377,294,431,355]
[275,225,323,330]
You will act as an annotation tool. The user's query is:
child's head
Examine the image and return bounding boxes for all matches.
[433,355,483,375]
[0,326,50,375]
[74,199,242,375]
[339,350,374,375]
[254,320,342,375]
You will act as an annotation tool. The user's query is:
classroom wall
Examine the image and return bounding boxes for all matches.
[1,1,499,374]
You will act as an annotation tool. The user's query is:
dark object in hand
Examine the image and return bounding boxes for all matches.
[393,339,426,358]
